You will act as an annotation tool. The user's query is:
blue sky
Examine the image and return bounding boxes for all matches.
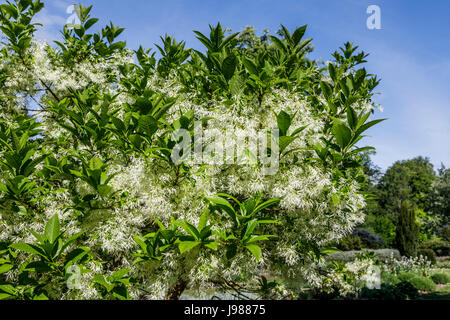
[33,0,450,171]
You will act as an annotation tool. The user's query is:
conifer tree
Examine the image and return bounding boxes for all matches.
[395,202,419,257]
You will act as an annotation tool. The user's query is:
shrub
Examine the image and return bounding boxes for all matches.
[442,225,450,243]
[430,273,450,285]
[359,281,418,300]
[395,281,419,299]
[436,259,450,269]
[353,229,385,249]
[334,235,363,251]
[381,273,400,285]
[408,277,436,292]
[420,237,450,256]
[417,248,437,264]
[327,249,400,263]
[398,272,418,282]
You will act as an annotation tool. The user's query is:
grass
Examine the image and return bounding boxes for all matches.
[418,257,450,299]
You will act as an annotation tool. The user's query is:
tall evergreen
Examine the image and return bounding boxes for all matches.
[395,202,419,257]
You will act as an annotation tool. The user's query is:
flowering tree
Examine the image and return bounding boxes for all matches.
[0,1,385,300]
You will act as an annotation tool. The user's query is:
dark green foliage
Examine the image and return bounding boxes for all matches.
[334,235,363,251]
[430,273,450,285]
[394,281,420,299]
[378,157,436,213]
[429,165,450,226]
[395,202,419,257]
[441,225,450,243]
[420,237,450,256]
[359,281,418,300]
[365,215,395,247]
[361,156,446,252]
[417,248,436,264]
[408,276,436,292]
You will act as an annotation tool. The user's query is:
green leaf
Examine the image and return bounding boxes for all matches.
[133,235,147,251]
[0,4,18,20]
[32,293,49,300]
[246,235,276,244]
[245,244,262,261]
[354,119,387,138]
[0,284,16,295]
[292,25,307,45]
[111,117,125,132]
[97,185,113,197]
[198,210,208,232]
[252,198,281,215]
[45,214,61,243]
[328,63,336,81]
[276,111,291,136]
[222,54,237,80]
[93,274,115,292]
[179,221,200,240]
[61,231,84,253]
[346,106,358,130]
[339,79,350,97]
[138,115,158,137]
[331,194,340,206]
[291,125,308,137]
[129,134,143,149]
[206,196,237,224]
[320,81,333,101]
[243,58,258,76]
[229,74,245,96]
[243,219,258,242]
[27,228,44,244]
[226,244,237,260]
[332,120,352,150]
[0,293,14,300]
[347,146,375,156]
[110,268,130,282]
[279,136,297,153]
[89,157,103,171]
[10,243,45,257]
[320,247,341,255]
[0,264,13,274]
[204,241,218,251]
[178,241,200,254]
[84,18,98,30]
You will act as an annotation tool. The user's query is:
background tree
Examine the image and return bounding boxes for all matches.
[429,164,450,226]
[395,201,419,257]
[377,157,436,216]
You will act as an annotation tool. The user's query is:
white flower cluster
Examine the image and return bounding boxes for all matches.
[320,258,380,296]
[383,253,432,276]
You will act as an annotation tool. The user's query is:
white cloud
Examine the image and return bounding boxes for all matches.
[33,7,67,41]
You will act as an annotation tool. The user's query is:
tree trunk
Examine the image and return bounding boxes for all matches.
[166,276,188,300]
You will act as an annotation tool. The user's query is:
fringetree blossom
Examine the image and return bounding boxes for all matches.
[0,1,385,300]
